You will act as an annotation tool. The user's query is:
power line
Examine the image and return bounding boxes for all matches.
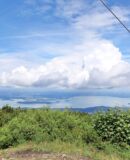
[98,0,130,33]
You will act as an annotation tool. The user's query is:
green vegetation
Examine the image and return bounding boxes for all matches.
[0,105,130,160]
[95,109,130,145]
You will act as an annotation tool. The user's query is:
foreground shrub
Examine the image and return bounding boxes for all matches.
[0,109,98,149]
[94,109,130,145]
[0,105,21,127]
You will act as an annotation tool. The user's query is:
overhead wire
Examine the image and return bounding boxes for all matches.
[98,0,130,33]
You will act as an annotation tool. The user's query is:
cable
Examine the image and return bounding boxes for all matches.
[98,0,130,33]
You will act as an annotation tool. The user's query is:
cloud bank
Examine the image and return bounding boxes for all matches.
[1,40,130,89]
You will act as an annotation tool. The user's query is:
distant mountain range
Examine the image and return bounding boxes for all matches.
[69,106,111,113]
[53,106,129,113]
[52,106,110,113]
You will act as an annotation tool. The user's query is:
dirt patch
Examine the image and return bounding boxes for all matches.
[2,150,92,160]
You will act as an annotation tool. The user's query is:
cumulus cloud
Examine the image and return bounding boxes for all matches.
[0,39,130,89]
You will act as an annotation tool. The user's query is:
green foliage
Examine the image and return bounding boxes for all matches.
[0,105,21,127]
[0,108,98,149]
[2,104,14,113]
[1,106,130,151]
[94,109,130,145]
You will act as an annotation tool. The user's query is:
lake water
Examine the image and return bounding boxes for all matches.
[0,88,130,108]
[0,96,130,108]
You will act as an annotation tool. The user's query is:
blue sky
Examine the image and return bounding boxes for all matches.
[0,0,130,90]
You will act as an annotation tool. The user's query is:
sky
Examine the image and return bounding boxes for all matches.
[0,0,130,91]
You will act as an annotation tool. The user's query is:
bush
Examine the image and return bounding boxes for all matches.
[0,109,97,149]
[0,105,21,127]
[2,107,130,149]
[94,109,130,145]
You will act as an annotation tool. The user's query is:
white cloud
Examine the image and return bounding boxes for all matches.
[72,4,130,32]
[55,0,86,18]
[23,0,53,15]
[1,39,130,89]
